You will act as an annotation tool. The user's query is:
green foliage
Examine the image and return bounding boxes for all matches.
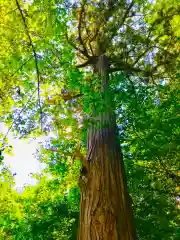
[0,169,80,240]
[0,0,179,239]
[114,76,180,239]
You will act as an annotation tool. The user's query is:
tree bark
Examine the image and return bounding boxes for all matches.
[78,55,136,240]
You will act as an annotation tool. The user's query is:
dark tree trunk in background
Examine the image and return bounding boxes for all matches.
[78,55,136,240]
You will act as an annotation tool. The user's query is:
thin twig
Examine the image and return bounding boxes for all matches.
[1,88,38,146]
[11,56,34,77]
[15,0,42,129]
[4,8,18,16]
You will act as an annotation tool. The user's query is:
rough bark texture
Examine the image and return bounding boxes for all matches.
[78,55,136,240]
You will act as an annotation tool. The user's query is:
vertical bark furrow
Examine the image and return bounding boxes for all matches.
[78,54,136,239]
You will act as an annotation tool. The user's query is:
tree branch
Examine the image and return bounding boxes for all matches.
[120,1,135,28]
[47,92,84,105]
[15,0,42,128]
[11,56,34,77]
[65,31,89,58]
[2,88,38,147]
[77,0,90,58]
[76,56,97,68]
[109,63,143,74]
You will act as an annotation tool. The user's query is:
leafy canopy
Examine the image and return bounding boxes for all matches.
[0,0,179,239]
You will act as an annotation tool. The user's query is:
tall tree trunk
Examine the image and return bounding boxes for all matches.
[78,55,136,240]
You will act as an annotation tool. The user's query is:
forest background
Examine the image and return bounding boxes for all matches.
[0,0,180,239]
